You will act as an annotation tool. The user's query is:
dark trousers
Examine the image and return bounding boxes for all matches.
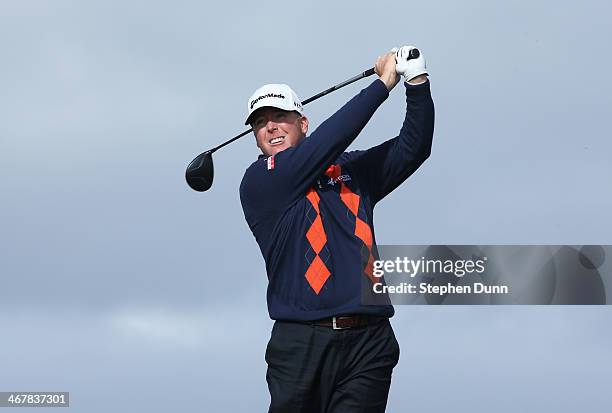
[265,319,400,413]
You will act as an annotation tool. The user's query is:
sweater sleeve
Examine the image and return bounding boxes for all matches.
[345,80,434,205]
[240,79,389,212]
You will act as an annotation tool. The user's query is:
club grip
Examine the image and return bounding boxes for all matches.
[363,48,420,78]
[363,68,375,77]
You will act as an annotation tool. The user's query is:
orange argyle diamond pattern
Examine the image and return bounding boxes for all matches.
[306,215,327,253]
[305,255,331,295]
[305,189,320,213]
[305,187,330,294]
[354,217,373,247]
[354,217,377,284]
[340,185,359,216]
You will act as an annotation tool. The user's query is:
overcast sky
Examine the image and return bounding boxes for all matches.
[1,1,611,412]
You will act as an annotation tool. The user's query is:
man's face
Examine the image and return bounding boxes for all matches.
[251,107,308,156]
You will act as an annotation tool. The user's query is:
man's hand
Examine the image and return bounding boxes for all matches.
[393,45,428,84]
[375,52,401,91]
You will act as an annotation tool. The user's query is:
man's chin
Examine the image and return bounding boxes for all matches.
[267,144,290,156]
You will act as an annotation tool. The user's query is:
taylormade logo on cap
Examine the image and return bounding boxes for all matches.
[245,84,303,125]
[250,93,286,110]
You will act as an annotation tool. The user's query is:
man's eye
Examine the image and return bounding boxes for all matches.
[254,119,266,128]
[274,113,286,121]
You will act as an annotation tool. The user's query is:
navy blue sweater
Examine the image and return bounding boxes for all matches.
[240,79,434,321]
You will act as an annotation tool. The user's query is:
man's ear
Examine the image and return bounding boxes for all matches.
[299,115,309,135]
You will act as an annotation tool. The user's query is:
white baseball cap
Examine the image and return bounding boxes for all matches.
[245,83,304,125]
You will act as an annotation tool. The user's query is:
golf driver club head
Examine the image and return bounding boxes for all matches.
[186,151,214,192]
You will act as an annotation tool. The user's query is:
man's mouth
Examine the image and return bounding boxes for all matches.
[268,136,285,145]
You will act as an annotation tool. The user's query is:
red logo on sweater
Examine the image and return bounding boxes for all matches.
[266,156,275,170]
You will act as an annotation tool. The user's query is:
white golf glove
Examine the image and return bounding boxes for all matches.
[391,45,427,81]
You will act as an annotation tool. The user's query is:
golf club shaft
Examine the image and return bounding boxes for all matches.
[208,67,376,154]
[301,68,375,105]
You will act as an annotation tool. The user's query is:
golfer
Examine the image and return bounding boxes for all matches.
[239,46,434,413]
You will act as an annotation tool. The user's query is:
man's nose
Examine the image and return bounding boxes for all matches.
[266,120,278,132]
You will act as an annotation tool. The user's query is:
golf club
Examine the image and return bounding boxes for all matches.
[185,48,420,192]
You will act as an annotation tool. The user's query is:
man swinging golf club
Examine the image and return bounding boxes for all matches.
[239,45,434,413]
